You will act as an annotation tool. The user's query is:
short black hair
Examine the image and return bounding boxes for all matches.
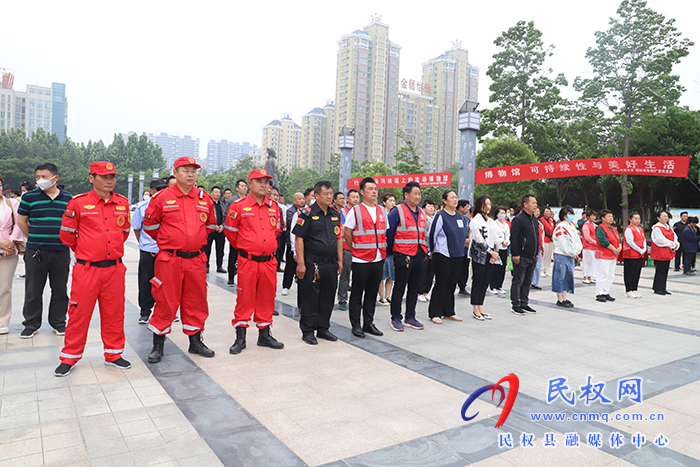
[381,192,396,204]
[271,186,279,193]
[680,211,688,216]
[35,162,58,176]
[235,179,247,187]
[333,191,345,201]
[422,199,435,208]
[211,186,221,192]
[457,199,469,209]
[197,185,205,190]
[347,189,359,197]
[558,205,574,221]
[167,175,176,183]
[21,181,35,190]
[314,181,333,193]
[600,209,614,219]
[359,177,376,191]
[402,181,420,198]
[543,206,552,213]
[224,188,232,193]
[628,212,640,220]
[521,194,536,206]
[688,216,699,224]
[442,190,456,201]
[303,188,314,197]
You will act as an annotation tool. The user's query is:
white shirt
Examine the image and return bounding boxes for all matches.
[624,226,647,255]
[651,222,679,250]
[467,214,497,260]
[494,219,510,250]
[344,203,383,263]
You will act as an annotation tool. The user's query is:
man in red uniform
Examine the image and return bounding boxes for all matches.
[143,156,217,363]
[225,168,284,354]
[55,162,131,376]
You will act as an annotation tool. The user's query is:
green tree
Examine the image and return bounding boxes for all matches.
[394,129,424,174]
[479,20,568,144]
[574,0,694,223]
[475,136,539,207]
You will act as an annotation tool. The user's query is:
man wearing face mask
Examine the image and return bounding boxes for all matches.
[17,163,73,339]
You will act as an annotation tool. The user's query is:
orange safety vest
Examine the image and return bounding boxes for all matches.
[622,225,645,259]
[650,224,675,261]
[351,204,387,261]
[595,223,620,260]
[392,203,428,255]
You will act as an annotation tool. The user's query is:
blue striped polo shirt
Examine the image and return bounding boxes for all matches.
[17,188,73,251]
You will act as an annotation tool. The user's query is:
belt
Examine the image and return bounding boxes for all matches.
[76,258,123,268]
[306,255,337,264]
[239,250,272,263]
[163,249,203,259]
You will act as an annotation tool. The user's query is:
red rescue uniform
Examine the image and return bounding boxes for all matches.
[143,185,216,336]
[59,189,130,365]
[224,194,281,329]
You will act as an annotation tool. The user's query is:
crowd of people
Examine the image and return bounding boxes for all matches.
[0,160,697,377]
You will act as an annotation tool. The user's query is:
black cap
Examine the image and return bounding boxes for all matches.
[150,178,167,189]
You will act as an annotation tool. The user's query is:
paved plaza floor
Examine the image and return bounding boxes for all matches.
[1,237,699,466]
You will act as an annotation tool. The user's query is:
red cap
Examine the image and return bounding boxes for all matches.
[173,156,201,170]
[248,168,272,180]
[89,161,119,176]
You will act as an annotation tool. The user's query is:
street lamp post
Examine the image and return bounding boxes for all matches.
[338,127,354,194]
[138,172,145,200]
[458,100,480,206]
[127,174,134,205]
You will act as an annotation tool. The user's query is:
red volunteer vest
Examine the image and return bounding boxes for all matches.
[622,225,645,259]
[651,224,675,261]
[342,206,351,251]
[595,223,620,260]
[393,203,428,255]
[582,221,597,251]
[351,204,387,261]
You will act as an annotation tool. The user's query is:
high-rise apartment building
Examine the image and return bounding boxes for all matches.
[299,101,336,173]
[396,90,441,172]
[206,140,258,173]
[0,72,68,141]
[422,42,479,170]
[261,114,301,170]
[334,15,400,165]
[143,133,200,170]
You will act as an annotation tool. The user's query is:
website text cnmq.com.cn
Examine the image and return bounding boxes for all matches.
[461,374,671,450]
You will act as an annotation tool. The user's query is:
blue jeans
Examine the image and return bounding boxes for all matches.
[531,250,543,286]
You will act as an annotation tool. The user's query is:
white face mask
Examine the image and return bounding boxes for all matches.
[36,175,57,191]
[498,213,506,220]
[143,194,151,201]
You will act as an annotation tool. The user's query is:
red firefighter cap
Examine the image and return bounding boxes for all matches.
[174,156,201,169]
[89,161,119,176]
[248,168,272,180]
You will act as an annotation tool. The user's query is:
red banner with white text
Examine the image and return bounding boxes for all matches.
[475,156,690,185]
[348,172,452,189]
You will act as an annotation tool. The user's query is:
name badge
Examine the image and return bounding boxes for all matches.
[457,219,464,228]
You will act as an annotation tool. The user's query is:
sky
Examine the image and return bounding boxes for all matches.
[3,0,699,160]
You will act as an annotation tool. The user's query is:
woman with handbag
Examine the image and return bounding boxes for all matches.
[0,175,27,334]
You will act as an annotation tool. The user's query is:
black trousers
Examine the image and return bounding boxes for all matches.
[457,255,470,290]
[228,245,238,283]
[428,253,462,318]
[390,250,426,321]
[623,258,644,292]
[674,246,684,270]
[653,260,670,293]
[348,261,383,329]
[298,258,338,335]
[282,248,297,289]
[489,249,509,290]
[204,230,225,269]
[276,230,288,265]
[471,261,494,306]
[510,256,537,308]
[138,250,157,316]
[21,248,70,331]
[683,253,695,273]
[420,256,435,294]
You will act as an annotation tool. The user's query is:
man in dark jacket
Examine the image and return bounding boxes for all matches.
[510,194,540,315]
[681,217,700,275]
[673,212,688,271]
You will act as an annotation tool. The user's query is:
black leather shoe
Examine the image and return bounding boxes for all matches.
[229,327,247,354]
[273,310,279,316]
[188,332,215,358]
[216,267,227,273]
[363,324,384,336]
[521,305,537,313]
[664,291,672,295]
[604,294,616,302]
[148,334,165,363]
[258,326,284,349]
[512,307,525,315]
[302,334,318,345]
[351,326,365,338]
[317,330,338,341]
[596,295,607,301]
[530,285,542,290]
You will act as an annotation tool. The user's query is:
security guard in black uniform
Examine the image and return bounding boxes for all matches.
[292,180,344,345]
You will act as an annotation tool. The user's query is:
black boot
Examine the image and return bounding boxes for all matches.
[229,327,247,355]
[148,334,165,363]
[188,332,215,358]
[257,326,284,349]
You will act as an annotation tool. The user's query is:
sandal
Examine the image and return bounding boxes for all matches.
[443,315,463,322]
[431,317,442,324]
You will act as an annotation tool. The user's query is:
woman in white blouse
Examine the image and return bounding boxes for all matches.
[650,211,679,295]
[622,213,646,298]
[489,206,510,296]
[468,195,499,320]
[552,206,583,308]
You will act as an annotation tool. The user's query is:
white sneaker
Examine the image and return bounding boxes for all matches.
[626,292,635,298]
[426,293,431,301]
[582,279,591,284]
[541,272,547,277]
[417,295,427,302]
[496,288,506,295]
[0,325,8,335]
[633,291,642,298]
[591,278,596,283]
[378,298,390,306]
[487,289,498,296]
[281,288,289,296]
